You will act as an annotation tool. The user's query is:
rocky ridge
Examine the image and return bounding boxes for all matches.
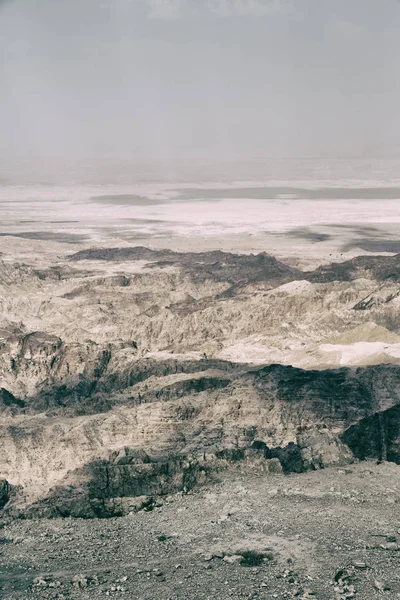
[1,248,400,517]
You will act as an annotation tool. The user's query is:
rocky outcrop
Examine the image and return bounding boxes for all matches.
[0,479,10,509]
[297,427,354,470]
[8,425,356,519]
[8,438,345,519]
[69,247,302,287]
[15,449,210,519]
[4,348,400,420]
[251,363,400,428]
[71,247,400,286]
[3,360,400,517]
[342,404,400,463]
[0,388,24,413]
[307,253,400,283]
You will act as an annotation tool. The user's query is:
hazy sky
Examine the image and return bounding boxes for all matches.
[1,0,400,173]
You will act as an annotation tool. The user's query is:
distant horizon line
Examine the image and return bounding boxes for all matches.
[1,155,400,165]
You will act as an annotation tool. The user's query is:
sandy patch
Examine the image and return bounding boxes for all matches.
[320,341,400,366]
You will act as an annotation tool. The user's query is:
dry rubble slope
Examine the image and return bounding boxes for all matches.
[2,463,400,600]
[0,248,400,541]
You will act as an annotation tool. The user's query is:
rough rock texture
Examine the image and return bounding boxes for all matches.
[0,387,24,412]
[306,253,400,283]
[3,462,400,600]
[0,479,10,509]
[297,427,354,470]
[69,247,302,287]
[2,356,400,516]
[19,450,209,519]
[2,247,400,517]
[342,404,400,464]
[7,358,400,516]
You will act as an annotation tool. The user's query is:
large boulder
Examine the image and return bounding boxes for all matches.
[297,427,354,470]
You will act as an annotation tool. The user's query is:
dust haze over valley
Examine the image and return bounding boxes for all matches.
[2,2,400,600]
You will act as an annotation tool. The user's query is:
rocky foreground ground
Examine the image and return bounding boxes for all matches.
[2,462,400,600]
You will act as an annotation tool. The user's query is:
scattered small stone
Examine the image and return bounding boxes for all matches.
[223,554,244,564]
[72,574,88,589]
[33,578,48,588]
[379,542,399,551]
[334,568,356,599]
[202,553,214,561]
[386,535,397,543]
[334,569,352,583]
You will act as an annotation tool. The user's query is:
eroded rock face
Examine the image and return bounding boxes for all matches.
[297,427,354,470]
[4,359,400,517]
[5,429,355,519]
[342,405,400,463]
[2,247,400,518]
[16,451,210,519]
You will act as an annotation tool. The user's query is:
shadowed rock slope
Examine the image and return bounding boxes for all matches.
[2,360,400,517]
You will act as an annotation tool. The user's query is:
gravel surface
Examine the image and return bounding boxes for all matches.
[2,462,400,599]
